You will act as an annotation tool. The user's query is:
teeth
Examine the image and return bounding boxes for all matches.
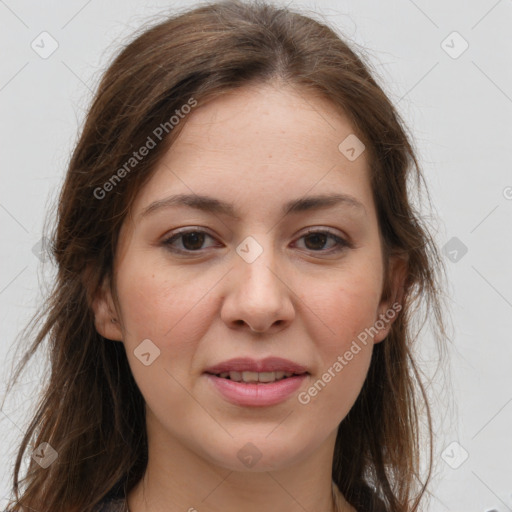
[241,371,259,382]
[229,371,242,382]
[258,371,275,383]
[217,370,299,383]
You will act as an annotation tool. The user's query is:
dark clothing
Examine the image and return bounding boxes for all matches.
[91,480,389,511]
[91,495,389,512]
[92,499,127,512]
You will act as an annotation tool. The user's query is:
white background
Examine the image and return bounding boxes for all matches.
[1,1,511,510]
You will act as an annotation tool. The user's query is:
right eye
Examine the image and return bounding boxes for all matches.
[162,228,221,254]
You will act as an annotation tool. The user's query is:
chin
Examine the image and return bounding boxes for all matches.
[199,434,317,473]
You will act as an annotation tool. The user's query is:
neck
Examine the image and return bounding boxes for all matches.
[126,413,355,512]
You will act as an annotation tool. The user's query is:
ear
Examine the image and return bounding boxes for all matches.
[91,275,123,341]
[373,253,408,344]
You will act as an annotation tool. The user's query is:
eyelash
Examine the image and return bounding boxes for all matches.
[161,228,352,255]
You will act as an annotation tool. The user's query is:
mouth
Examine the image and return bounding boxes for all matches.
[206,370,308,383]
[203,357,310,407]
[203,356,310,380]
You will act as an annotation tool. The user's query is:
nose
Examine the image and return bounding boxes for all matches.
[220,240,295,334]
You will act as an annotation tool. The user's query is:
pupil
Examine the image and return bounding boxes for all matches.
[182,232,205,250]
[305,233,326,250]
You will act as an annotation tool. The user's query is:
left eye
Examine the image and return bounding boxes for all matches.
[163,230,219,252]
[294,229,349,252]
[162,229,350,254]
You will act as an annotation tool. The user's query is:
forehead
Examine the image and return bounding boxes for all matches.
[130,83,374,219]
[172,83,361,160]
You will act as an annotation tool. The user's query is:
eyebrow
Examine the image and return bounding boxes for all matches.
[139,192,366,220]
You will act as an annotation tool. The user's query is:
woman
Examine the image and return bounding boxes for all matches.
[2,1,446,511]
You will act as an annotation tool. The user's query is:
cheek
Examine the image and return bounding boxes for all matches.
[114,262,210,412]
[306,268,383,350]
[296,268,381,415]
[114,258,217,370]
[116,259,190,336]
[298,287,376,425]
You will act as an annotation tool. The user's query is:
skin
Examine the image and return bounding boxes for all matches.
[93,81,406,512]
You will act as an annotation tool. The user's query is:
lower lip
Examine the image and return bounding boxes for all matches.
[205,374,308,407]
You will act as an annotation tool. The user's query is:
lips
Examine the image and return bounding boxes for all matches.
[203,357,310,406]
[203,356,309,376]
[215,370,297,383]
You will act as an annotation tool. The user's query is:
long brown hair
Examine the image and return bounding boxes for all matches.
[2,1,447,510]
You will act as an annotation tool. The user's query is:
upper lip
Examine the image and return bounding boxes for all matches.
[204,357,309,375]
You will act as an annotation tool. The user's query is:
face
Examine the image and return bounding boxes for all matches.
[94,82,403,473]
